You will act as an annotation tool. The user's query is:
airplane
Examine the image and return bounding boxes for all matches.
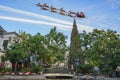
[60,8,66,12]
[76,12,85,18]
[59,8,66,15]
[35,2,85,19]
[41,3,49,10]
[42,3,49,8]
[50,6,57,12]
[68,10,76,17]
[35,3,42,7]
[35,3,49,10]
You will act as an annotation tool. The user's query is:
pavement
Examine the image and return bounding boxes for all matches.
[0,75,120,80]
[75,75,120,80]
[0,75,46,80]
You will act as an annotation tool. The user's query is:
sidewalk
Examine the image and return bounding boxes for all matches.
[76,75,120,80]
[0,75,46,80]
[0,75,120,80]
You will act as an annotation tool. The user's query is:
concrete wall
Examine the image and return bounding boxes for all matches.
[0,33,17,51]
[0,32,18,68]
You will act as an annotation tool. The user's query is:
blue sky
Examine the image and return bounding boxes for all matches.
[0,0,120,44]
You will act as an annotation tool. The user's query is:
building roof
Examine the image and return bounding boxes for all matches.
[0,26,7,35]
[3,32,19,36]
[0,26,19,36]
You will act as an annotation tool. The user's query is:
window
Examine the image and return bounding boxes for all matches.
[3,40,8,50]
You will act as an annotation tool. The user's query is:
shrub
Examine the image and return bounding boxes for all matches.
[0,68,4,72]
[0,68,12,72]
[78,64,93,74]
[4,68,12,72]
[31,66,41,73]
[21,67,30,72]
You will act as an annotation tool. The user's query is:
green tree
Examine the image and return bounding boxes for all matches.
[5,43,29,71]
[45,27,68,63]
[26,33,51,65]
[5,27,68,71]
[80,29,120,75]
[68,19,81,71]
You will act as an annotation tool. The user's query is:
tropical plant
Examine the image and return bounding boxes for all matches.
[45,27,68,63]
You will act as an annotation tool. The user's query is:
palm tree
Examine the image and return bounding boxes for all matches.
[46,27,68,63]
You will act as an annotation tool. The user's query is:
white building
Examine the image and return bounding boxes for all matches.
[0,26,19,51]
[0,26,19,68]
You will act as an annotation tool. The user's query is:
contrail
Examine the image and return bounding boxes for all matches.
[0,5,71,25]
[0,16,93,32]
[0,5,93,32]
[0,16,72,30]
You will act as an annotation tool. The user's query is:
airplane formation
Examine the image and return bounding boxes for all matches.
[35,3,85,19]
